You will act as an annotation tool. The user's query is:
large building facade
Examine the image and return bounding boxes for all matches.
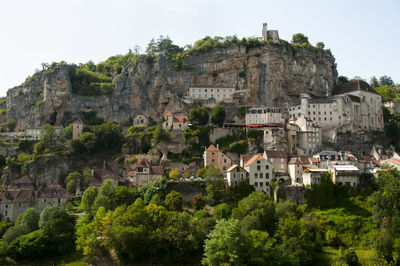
[288,80,384,140]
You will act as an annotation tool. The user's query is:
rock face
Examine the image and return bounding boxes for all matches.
[6,43,337,128]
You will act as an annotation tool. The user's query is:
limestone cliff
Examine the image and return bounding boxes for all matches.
[5,42,337,128]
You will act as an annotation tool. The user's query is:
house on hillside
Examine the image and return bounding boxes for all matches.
[89,161,120,187]
[162,112,189,131]
[37,182,68,212]
[244,154,273,194]
[133,115,148,128]
[127,158,164,186]
[204,144,232,173]
[226,165,248,187]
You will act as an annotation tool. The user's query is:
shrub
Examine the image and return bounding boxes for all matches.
[192,194,206,210]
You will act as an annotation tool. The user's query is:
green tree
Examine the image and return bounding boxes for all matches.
[196,167,206,178]
[114,186,137,206]
[34,141,46,154]
[211,105,226,126]
[94,179,115,210]
[16,207,40,232]
[2,224,30,244]
[62,124,73,140]
[370,76,380,88]
[232,192,276,234]
[213,203,232,220]
[169,168,180,180]
[202,219,249,265]
[80,132,97,153]
[152,125,170,144]
[191,194,205,210]
[316,42,325,49]
[39,124,56,144]
[189,106,209,126]
[291,33,309,46]
[81,186,98,213]
[165,191,183,211]
[379,75,394,86]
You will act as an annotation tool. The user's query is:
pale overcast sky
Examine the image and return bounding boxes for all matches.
[0,0,399,96]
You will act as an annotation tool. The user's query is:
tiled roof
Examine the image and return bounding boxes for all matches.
[128,170,136,177]
[241,154,260,164]
[333,80,379,96]
[289,157,302,164]
[309,157,320,163]
[39,186,67,198]
[136,158,151,168]
[150,166,164,175]
[1,190,33,204]
[264,150,287,158]
[226,165,246,172]
[244,154,265,167]
[13,176,33,185]
[386,158,400,166]
[207,144,218,151]
[173,115,188,123]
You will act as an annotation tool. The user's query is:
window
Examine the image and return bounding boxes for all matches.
[257,165,261,171]
[5,204,8,209]
[257,160,260,164]
[254,173,258,178]
[259,173,263,178]
[198,94,201,97]
[266,165,269,170]
[254,182,258,187]
[212,159,215,162]
[259,182,263,187]
[266,173,269,178]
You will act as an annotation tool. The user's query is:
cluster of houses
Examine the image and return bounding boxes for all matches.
[206,144,399,194]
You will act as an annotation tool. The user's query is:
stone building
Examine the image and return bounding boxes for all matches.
[189,85,235,102]
[263,150,288,181]
[225,165,248,187]
[289,116,322,155]
[244,154,273,194]
[133,115,148,128]
[72,118,84,140]
[162,112,189,131]
[288,80,384,140]
[263,125,286,150]
[37,182,68,212]
[204,144,232,173]
[330,165,360,187]
[245,106,283,125]
[127,158,164,186]
[259,23,280,44]
[89,161,120,187]
[0,177,68,222]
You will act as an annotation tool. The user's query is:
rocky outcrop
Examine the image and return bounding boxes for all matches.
[5,42,338,129]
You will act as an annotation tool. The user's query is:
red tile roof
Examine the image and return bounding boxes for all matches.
[207,144,218,151]
[386,158,400,166]
[173,115,188,123]
[244,154,265,167]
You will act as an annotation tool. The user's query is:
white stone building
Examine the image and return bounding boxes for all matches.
[289,116,322,155]
[225,165,248,187]
[288,80,384,140]
[330,165,360,187]
[384,101,400,114]
[244,154,273,194]
[189,85,235,102]
[246,106,283,125]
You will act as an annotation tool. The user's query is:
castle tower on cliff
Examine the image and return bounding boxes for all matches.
[261,23,280,44]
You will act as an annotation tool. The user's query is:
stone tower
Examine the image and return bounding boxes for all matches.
[72,118,84,140]
[262,23,268,41]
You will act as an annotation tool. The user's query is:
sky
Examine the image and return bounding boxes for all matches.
[0,0,399,96]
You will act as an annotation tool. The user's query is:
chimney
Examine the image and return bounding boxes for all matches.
[217,144,219,150]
